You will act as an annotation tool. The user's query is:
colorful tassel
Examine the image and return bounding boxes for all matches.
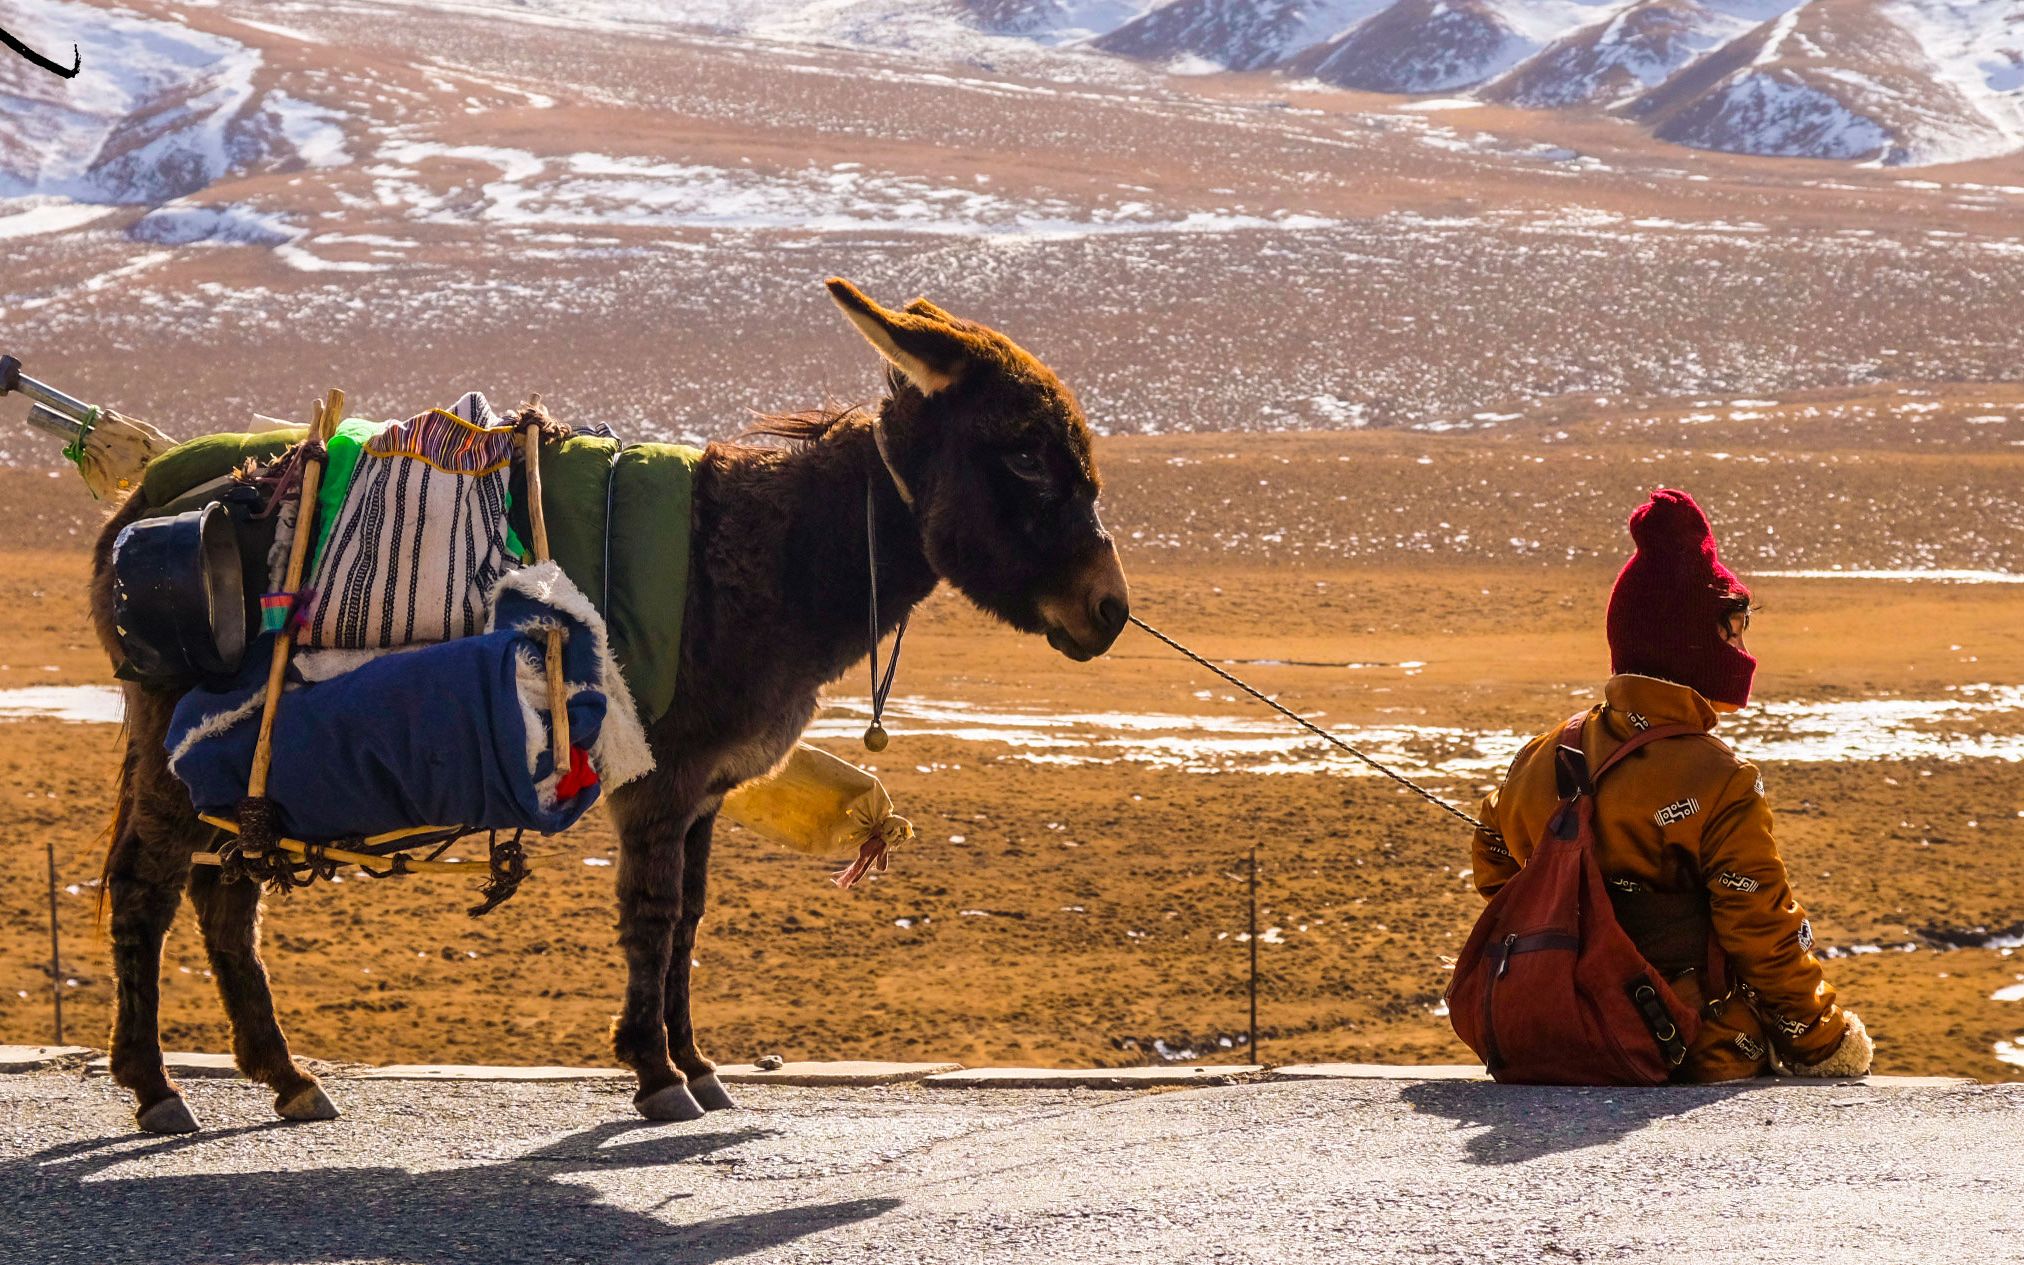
[259,592,295,634]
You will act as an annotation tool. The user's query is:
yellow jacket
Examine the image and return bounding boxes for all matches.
[1471,675,1866,1081]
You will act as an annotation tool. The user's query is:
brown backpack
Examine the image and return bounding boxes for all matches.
[1447,713,1703,1085]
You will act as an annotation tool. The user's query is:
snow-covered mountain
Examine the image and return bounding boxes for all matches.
[1094,1,1388,72]
[647,0,2024,166]
[1484,1,1788,109]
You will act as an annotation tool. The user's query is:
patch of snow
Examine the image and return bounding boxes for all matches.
[131,203,298,246]
[0,198,117,240]
[268,94,349,168]
[230,16,322,43]
[0,685,124,724]
[369,142,1336,238]
[1751,569,2024,584]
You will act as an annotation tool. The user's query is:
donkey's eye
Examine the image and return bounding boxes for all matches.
[1003,450,1046,480]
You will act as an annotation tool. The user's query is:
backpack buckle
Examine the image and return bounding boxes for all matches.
[1554,744,1594,801]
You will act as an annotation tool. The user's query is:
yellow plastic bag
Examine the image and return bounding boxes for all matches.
[721,743,912,888]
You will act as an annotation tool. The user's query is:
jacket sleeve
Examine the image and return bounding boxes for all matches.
[1699,762,1849,1066]
[1471,734,1548,900]
[1471,787,1517,900]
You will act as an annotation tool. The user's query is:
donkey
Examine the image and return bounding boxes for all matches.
[89,279,1131,1131]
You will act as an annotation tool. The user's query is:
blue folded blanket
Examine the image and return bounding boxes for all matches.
[166,563,653,841]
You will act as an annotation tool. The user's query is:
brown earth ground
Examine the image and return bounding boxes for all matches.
[2,403,2019,1082]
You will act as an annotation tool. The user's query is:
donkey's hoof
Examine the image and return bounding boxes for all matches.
[635,1084,706,1122]
[688,1073,738,1113]
[276,1084,340,1122]
[137,1096,201,1134]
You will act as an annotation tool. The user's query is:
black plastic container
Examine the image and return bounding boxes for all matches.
[110,503,247,681]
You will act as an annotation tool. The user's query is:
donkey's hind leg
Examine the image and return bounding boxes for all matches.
[105,828,197,1134]
[665,810,735,1112]
[187,866,337,1122]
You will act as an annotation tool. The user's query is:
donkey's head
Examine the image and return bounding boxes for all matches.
[827,278,1130,661]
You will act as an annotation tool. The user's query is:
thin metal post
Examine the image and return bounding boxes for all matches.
[1248,844,1259,1060]
[45,840,63,1045]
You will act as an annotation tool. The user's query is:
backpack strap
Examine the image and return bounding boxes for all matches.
[1555,711,1705,800]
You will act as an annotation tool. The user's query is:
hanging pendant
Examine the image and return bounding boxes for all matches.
[862,722,889,753]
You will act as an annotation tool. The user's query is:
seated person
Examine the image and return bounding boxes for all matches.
[1470,488,1872,1081]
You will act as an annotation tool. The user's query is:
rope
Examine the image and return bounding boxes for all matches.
[1126,614,1501,841]
[862,481,908,751]
[468,829,530,917]
[60,405,96,473]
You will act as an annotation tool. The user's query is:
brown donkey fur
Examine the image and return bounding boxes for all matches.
[87,279,1131,1130]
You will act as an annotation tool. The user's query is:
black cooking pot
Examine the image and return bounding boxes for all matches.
[111,503,247,680]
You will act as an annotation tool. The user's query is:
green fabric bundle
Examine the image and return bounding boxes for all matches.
[144,428,304,514]
[510,437,701,725]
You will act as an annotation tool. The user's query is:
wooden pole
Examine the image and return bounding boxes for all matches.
[1248,844,1259,1061]
[245,390,341,806]
[519,424,572,771]
[45,840,62,1045]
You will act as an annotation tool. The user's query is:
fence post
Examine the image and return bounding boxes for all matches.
[46,839,63,1045]
[1248,844,1258,1060]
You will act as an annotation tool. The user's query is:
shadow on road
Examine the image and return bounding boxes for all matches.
[0,1119,896,1264]
[1400,1080,1752,1165]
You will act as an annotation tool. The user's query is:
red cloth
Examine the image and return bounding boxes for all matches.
[1606,489,1756,708]
[555,745,599,800]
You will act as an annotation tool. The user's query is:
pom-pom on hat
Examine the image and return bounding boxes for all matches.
[1606,488,1756,708]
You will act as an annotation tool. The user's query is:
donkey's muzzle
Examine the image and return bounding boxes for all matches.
[1040,543,1130,662]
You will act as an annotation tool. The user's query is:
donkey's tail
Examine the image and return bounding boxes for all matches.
[88,489,151,926]
[94,741,135,927]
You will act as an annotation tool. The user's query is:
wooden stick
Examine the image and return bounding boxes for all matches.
[244,394,339,803]
[519,424,572,772]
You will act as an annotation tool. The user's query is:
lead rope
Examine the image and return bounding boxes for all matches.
[1127,614,1501,842]
[863,481,907,752]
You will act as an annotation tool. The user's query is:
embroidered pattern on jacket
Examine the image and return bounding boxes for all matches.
[1797,919,1815,953]
[1609,877,1646,894]
[1753,775,1766,797]
[1626,712,1651,732]
[1774,1013,1813,1038]
[1717,871,1761,894]
[1654,798,1701,827]
[1734,1032,1765,1060]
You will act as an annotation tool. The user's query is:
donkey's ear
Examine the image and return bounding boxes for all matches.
[904,296,959,323]
[827,278,964,395]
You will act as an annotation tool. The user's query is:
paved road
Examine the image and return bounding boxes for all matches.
[2,1070,2019,1263]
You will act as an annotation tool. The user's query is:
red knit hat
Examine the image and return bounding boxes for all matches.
[1606,488,1756,707]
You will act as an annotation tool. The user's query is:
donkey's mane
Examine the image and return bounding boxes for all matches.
[739,400,874,447]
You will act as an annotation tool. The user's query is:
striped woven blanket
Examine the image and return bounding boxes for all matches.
[304,392,516,649]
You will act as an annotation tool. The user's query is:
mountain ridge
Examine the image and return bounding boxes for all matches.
[937,0,2024,166]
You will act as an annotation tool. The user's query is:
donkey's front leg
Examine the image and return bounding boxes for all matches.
[612,801,704,1121]
[664,809,735,1112]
